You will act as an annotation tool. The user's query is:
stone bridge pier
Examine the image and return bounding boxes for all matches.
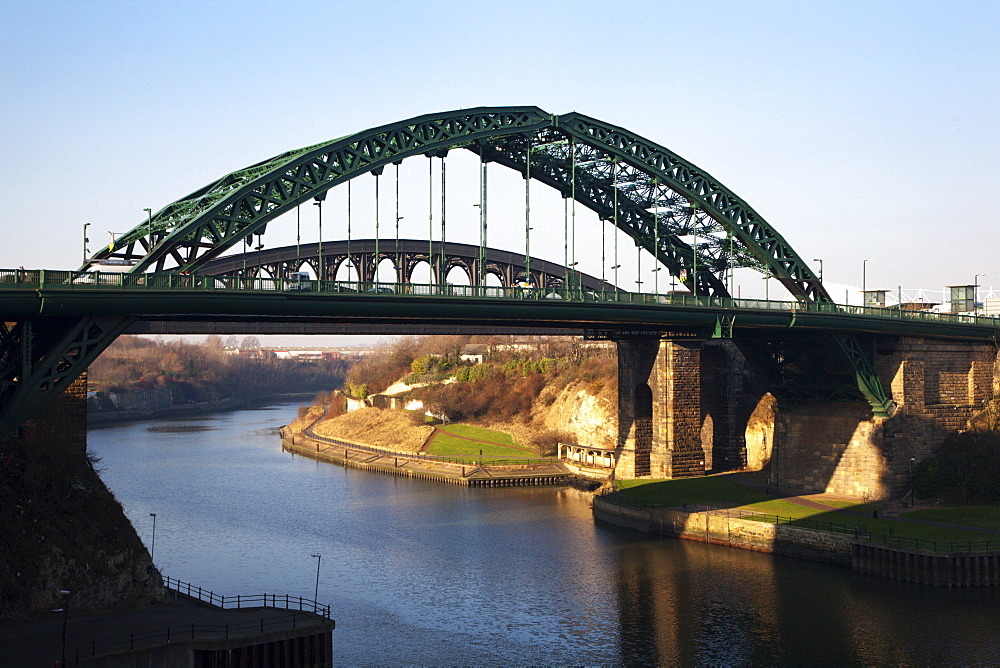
[771,338,997,499]
[614,335,998,499]
[614,336,758,480]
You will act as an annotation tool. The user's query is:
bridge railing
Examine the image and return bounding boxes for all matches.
[162,575,331,618]
[6,268,999,328]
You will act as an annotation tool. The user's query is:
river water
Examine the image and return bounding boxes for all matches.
[89,401,1000,665]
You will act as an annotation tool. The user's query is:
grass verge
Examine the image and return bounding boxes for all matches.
[614,475,997,544]
[424,424,534,459]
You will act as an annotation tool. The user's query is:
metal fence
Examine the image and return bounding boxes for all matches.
[72,576,332,660]
[3,267,999,328]
[163,575,330,617]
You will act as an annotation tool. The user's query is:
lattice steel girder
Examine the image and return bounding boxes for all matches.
[552,112,830,303]
[87,106,827,305]
[735,330,895,416]
[0,315,136,436]
[736,332,868,410]
[474,136,732,297]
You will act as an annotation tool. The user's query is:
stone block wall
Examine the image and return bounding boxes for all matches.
[773,337,997,499]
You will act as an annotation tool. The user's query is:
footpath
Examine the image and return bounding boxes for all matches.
[282,424,572,487]
[730,473,1000,535]
[0,591,332,666]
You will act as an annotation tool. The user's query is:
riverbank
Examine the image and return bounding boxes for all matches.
[88,393,316,426]
[281,425,573,487]
[594,493,1000,586]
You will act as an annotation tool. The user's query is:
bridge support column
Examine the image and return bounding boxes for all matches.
[615,337,706,479]
[770,338,997,499]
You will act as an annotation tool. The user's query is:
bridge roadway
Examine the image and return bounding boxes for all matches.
[2,268,997,341]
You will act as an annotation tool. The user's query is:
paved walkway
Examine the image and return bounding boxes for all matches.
[0,594,331,667]
[730,474,1000,535]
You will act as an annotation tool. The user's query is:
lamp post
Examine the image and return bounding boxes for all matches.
[974,274,985,316]
[83,222,91,263]
[310,553,322,605]
[149,513,157,562]
[813,258,823,283]
[55,589,70,667]
[143,208,153,250]
[862,258,873,304]
[313,199,324,282]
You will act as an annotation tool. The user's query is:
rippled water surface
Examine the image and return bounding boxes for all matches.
[90,402,1000,665]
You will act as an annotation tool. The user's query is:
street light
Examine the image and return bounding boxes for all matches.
[54,589,70,667]
[149,513,157,562]
[974,274,985,316]
[313,199,324,282]
[812,258,823,283]
[143,208,153,250]
[862,258,873,303]
[310,553,322,605]
[83,222,91,263]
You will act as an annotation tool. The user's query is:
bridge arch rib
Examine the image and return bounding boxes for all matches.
[88,107,828,303]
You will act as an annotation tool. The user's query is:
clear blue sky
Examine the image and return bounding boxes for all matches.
[2,0,997,312]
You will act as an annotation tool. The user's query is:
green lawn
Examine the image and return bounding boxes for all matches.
[900,507,1000,532]
[424,424,532,460]
[439,424,519,447]
[613,475,997,544]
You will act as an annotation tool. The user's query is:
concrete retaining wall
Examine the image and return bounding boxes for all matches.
[593,495,1000,586]
[592,497,853,565]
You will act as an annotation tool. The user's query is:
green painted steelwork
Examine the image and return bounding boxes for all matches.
[86,106,823,303]
[3,270,998,342]
[11,106,982,429]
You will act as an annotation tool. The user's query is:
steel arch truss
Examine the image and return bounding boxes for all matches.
[81,105,891,414]
[88,106,826,303]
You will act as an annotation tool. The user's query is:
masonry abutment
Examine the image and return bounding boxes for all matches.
[770,337,997,499]
[616,337,710,479]
[0,373,167,621]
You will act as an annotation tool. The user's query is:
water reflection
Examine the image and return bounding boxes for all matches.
[89,403,1000,665]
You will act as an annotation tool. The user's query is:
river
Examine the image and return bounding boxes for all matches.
[88,401,1000,665]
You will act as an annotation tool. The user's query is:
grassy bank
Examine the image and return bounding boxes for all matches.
[615,475,1000,544]
[425,423,542,460]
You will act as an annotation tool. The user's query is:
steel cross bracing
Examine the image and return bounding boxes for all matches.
[0,315,136,435]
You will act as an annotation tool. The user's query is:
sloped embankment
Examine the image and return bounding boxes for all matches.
[308,407,434,453]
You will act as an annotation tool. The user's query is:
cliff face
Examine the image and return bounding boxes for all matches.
[0,375,167,622]
[533,382,617,449]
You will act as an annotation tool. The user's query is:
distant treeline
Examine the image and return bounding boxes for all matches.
[88,335,348,404]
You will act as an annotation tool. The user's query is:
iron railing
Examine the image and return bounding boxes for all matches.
[163,575,331,617]
[73,576,332,660]
[2,268,998,329]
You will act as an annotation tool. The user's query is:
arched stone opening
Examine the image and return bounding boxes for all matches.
[700,345,730,472]
[745,393,776,472]
[634,383,653,477]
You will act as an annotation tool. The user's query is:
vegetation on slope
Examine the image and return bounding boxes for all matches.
[89,335,349,405]
[311,407,433,453]
[306,334,617,457]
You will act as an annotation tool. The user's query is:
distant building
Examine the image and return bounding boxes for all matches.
[459,344,487,365]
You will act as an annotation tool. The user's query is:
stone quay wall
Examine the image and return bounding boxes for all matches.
[593,495,1000,586]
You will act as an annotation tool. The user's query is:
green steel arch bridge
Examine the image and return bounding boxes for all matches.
[1,107,996,435]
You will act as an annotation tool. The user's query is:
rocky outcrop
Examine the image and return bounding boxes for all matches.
[533,382,616,449]
[0,375,167,622]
